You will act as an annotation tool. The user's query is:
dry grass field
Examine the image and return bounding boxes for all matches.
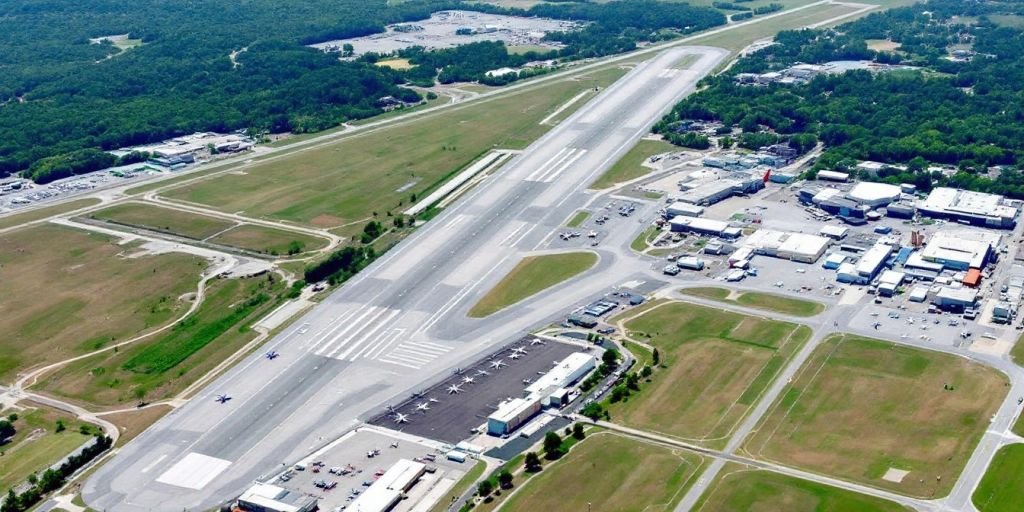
[615,301,810,447]
[743,334,1007,497]
[0,224,205,383]
[89,202,236,239]
[500,432,707,512]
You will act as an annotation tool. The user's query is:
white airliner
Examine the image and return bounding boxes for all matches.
[394,413,409,424]
[489,360,507,370]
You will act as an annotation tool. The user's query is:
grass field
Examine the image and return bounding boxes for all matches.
[615,301,810,446]
[695,464,911,512]
[99,405,173,446]
[681,287,825,317]
[0,198,102,231]
[89,202,236,240]
[0,224,205,383]
[35,275,283,408]
[1009,333,1024,367]
[0,404,93,492]
[989,14,1024,28]
[207,224,328,255]
[972,444,1024,512]
[565,210,589,228]
[590,139,675,190]
[376,58,414,70]
[500,432,706,512]
[630,225,660,252]
[744,333,1007,497]
[468,252,598,318]
[161,67,627,228]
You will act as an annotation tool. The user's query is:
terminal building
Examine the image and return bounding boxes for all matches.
[237,484,318,512]
[916,187,1020,229]
[487,352,596,436]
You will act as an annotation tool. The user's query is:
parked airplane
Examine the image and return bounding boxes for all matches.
[428,397,440,403]
[476,369,490,376]
[509,353,523,360]
[415,402,431,412]
[453,367,465,375]
[394,413,410,424]
[447,384,463,394]
[265,351,279,360]
[530,338,546,346]
[411,390,424,399]
[215,394,231,403]
[489,360,507,369]
[512,347,528,356]
[462,376,475,384]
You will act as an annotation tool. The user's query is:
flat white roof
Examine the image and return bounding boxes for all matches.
[778,233,830,257]
[825,253,847,264]
[921,232,995,268]
[525,352,596,395]
[667,201,705,214]
[347,459,425,512]
[919,187,1018,219]
[818,170,849,181]
[849,182,901,203]
[909,285,929,300]
[936,286,977,302]
[819,225,849,237]
[489,397,539,424]
[238,484,315,512]
[156,452,232,490]
[670,216,730,233]
[879,270,905,285]
[856,243,893,276]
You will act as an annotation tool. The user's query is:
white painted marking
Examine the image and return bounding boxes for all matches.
[314,306,385,357]
[377,357,423,370]
[335,309,402,360]
[155,453,232,490]
[537,148,587,183]
[141,454,168,474]
[360,328,405,360]
[524,148,575,182]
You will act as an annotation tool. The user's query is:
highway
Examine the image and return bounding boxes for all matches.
[83,46,729,512]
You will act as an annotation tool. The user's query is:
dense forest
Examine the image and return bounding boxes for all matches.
[0,0,724,181]
[655,0,1024,197]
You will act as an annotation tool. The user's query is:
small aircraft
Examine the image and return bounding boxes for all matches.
[509,353,523,360]
[453,367,465,375]
[489,360,507,370]
[410,390,424,399]
[394,413,409,424]
[462,376,475,384]
[386,405,396,413]
[512,347,528,356]
[265,351,280,360]
[522,378,532,385]
[428,397,440,403]
[416,402,431,412]
[530,338,546,346]
[447,384,463,394]
[215,394,232,403]
[475,369,490,376]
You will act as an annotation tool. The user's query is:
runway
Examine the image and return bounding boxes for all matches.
[83,46,728,512]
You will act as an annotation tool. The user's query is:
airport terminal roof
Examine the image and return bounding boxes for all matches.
[524,352,595,396]
[670,216,731,233]
[489,397,538,424]
[347,459,426,512]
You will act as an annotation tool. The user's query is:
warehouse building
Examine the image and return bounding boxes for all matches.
[917,187,1020,229]
[237,484,318,512]
[669,217,742,238]
[934,287,978,312]
[665,202,705,218]
[817,170,849,182]
[920,231,998,271]
[347,459,426,512]
[743,230,831,263]
[837,242,892,284]
[819,225,849,240]
[848,182,902,208]
[822,252,847,269]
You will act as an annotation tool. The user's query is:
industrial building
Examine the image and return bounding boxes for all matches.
[487,352,596,436]
[847,182,902,208]
[665,201,705,218]
[817,170,849,182]
[237,484,318,512]
[819,225,849,240]
[934,286,978,312]
[743,229,831,263]
[822,252,847,269]
[837,242,893,284]
[668,217,742,238]
[919,231,998,271]
[347,459,427,512]
[916,187,1020,229]
[676,171,766,206]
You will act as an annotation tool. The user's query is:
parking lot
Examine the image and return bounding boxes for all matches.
[273,429,469,512]
[367,338,585,444]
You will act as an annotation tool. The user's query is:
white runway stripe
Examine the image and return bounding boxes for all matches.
[333,309,401,360]
[363,328,405,360]
[377,358,422,369]
[536,149,587,183]
[524,148,571,182]
[304,306,366,353]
